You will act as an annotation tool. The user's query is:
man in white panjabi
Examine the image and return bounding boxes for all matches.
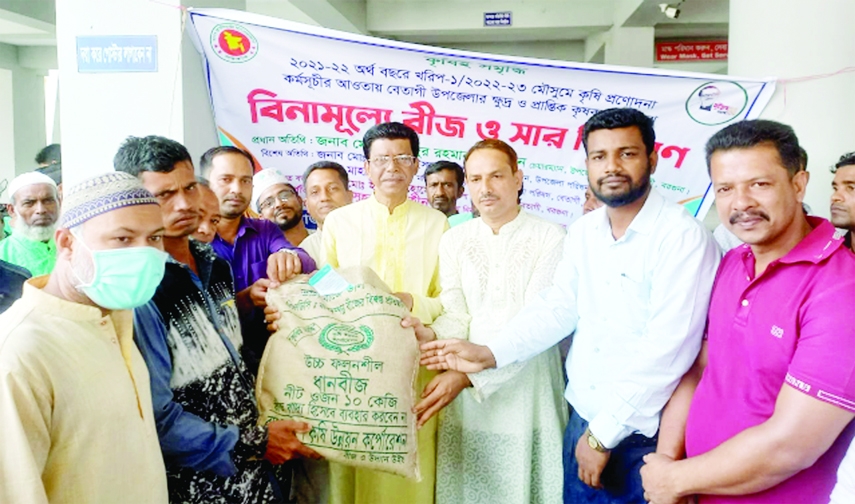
[411,139,568,504]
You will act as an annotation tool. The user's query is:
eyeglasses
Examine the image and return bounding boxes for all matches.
[259,189,297,211]
[369,155,417,168]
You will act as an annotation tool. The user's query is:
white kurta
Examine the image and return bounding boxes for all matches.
[431,210,568,504]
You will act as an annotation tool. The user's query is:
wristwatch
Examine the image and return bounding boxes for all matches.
[586,428,609,453]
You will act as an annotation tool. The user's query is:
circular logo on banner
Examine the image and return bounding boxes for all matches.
[685,81,749,126]
[210,23,258,63]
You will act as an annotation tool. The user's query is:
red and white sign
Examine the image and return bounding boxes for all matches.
[656,40,728,62]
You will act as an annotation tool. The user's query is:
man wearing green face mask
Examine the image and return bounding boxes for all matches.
[0,171,170,503]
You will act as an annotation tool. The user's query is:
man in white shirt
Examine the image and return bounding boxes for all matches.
[420,108,720,504]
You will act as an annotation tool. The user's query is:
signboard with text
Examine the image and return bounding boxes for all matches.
[656,40,728,62]
[76,35,158,72]
[188,9,773,224]
[484,12,512,27]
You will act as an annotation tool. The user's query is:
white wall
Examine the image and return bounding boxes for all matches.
[54,0,252,184]
[729,0,855,219]
[246,0,321,26]
[55,0,185,185]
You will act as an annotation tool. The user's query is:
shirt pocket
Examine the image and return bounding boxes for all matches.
[250,259,268,284]
[614,265,651,335]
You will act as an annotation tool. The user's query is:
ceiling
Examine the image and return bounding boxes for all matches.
[0,0,730,60]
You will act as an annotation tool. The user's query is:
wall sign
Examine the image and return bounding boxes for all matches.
[77,35,158,72]
[484,12,512,27]
[656,40,728,62]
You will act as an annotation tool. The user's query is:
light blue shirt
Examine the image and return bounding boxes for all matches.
[488,189,721,448]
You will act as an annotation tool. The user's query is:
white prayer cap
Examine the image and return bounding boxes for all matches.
[7,172,57,202]
[60,172,157,229]
[252,168,290,212]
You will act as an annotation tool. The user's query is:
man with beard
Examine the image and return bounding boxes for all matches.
[640,121,855,504]
[116,136,318,503]
[0,172,59,276]
[419,108,720,504]
[1,171,169,503]
[252,168,311,248]
[830,151,855,252]
[201,146,315,373]
[425,160,465,217]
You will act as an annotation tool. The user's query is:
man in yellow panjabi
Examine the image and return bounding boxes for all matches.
[0,172,169,503]
[321,122,448,504]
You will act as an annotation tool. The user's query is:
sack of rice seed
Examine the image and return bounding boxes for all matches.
[256,266,421,480]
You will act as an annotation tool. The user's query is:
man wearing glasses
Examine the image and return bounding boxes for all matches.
[252,168,312,249]
[320,121,448,504]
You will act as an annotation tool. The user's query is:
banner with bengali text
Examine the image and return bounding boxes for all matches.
[188,8,776,225]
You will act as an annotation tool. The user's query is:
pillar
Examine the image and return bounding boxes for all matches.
[54,0,244,186]
[604,27,654,68]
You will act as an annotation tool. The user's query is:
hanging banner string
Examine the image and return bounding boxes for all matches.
[778,66,855,107]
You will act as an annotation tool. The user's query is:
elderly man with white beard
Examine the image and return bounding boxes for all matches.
[0,172,60,276]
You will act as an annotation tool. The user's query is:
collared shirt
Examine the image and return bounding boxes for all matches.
[0,276,168,504]
[488,189,720,448]
[211,216,315,292]
[133,240,277,503]
[322,195,447,324]
[0,232,56,276]
[713,223,743,253]
[0,259,29,314]
[686,218,855,504]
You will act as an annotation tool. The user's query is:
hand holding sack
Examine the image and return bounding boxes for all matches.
[256,267,421,480]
